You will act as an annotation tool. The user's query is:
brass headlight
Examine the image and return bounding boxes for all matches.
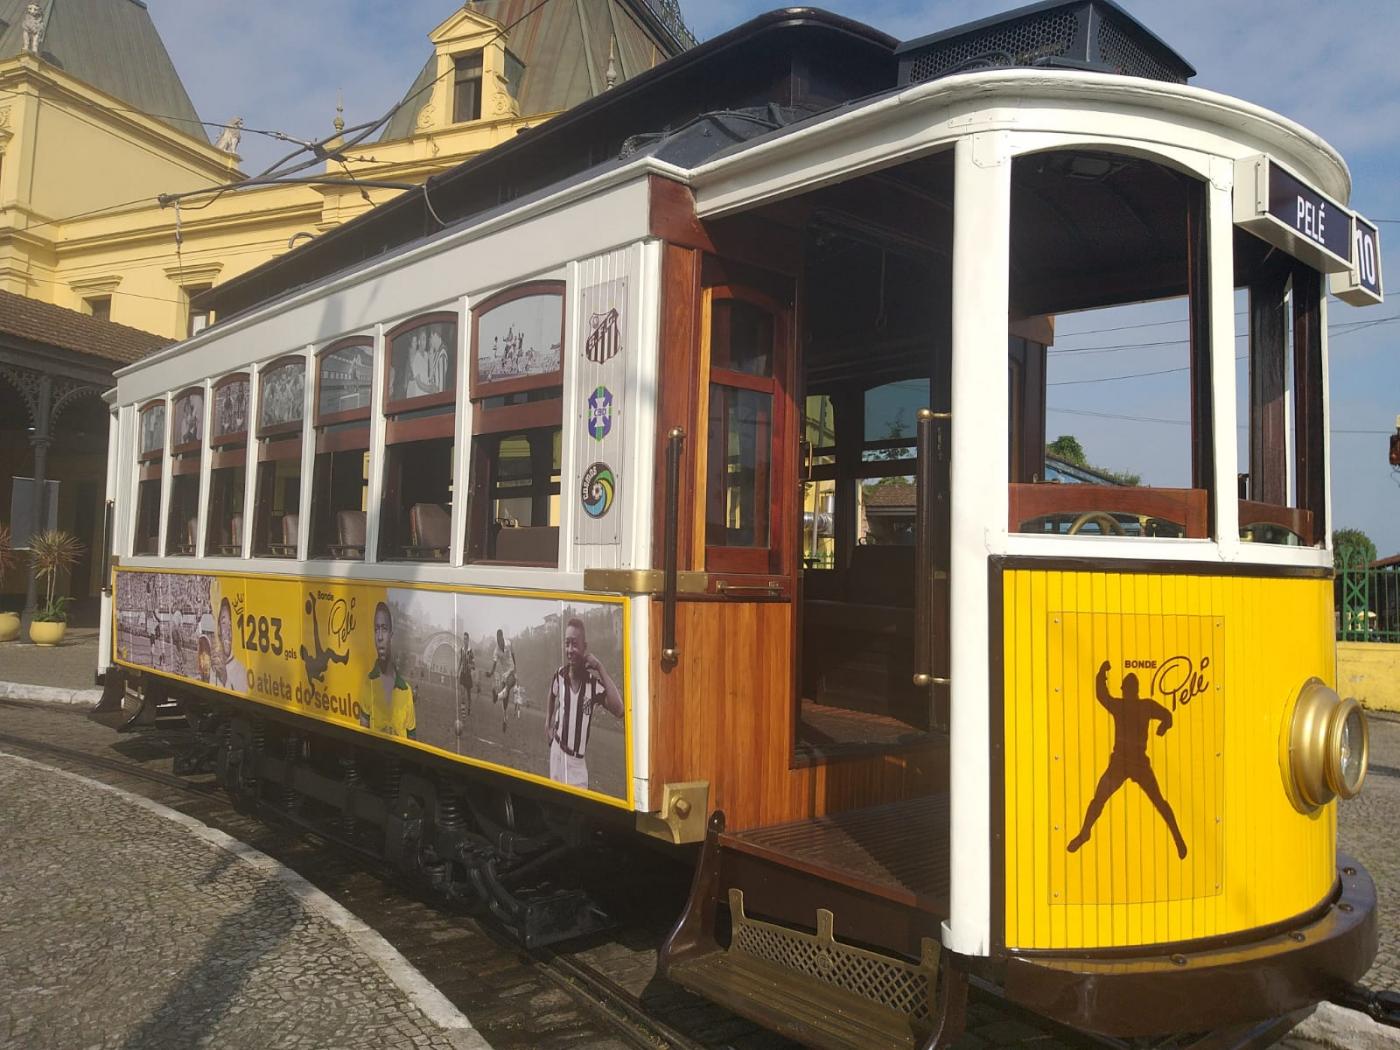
[1286,679,1370,810]
[1326,697,1369,800]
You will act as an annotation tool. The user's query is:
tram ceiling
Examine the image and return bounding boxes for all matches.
[1010,151,1193,317]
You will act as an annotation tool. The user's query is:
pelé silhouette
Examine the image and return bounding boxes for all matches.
[1067,660,1188,860]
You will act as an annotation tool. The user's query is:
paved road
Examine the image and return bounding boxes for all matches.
[2,692,1395,1048]
[2,626,101,692]
[0,751,487,1050]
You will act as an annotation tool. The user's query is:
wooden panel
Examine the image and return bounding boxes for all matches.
[1009,484,1207,538]
[654,243,701,571]
[649,601,945,832]
[649,176,801,276]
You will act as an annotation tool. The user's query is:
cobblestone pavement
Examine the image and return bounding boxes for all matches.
[0,753,485,1050]
[1338,712,1400,992]
[2,695,1396,1049]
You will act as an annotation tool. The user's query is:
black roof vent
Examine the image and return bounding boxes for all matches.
[895,0,1194,87]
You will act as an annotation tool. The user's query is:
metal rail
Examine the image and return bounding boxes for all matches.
[661,426,685,667]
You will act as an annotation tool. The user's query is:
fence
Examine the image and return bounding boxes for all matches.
[1337,565,1400,643]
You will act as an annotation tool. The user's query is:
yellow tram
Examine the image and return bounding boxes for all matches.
[99,4,1381,1047]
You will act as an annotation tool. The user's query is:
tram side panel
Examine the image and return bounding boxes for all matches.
[998,565,1337,952]
[111,568,637,811]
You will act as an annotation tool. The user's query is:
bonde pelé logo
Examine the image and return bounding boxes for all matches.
[1125,655,1212,711]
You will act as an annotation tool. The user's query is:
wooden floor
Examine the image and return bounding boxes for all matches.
[796,699,929,751]
[720,794,950,916]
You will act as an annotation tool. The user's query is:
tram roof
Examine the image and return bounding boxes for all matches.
[191,3,1340,333]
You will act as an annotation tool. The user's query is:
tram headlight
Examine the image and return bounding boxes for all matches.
[1327,697,1369,800]
[1286,679,1370,809]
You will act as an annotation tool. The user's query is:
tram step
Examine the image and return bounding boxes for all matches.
[667,890,937,1050]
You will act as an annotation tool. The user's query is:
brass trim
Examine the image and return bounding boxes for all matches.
[636,781,709,844]
[1285,678,1344,811]
[583,568,707,595]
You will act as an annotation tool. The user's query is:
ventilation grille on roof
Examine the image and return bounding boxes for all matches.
[896,0,1194,88]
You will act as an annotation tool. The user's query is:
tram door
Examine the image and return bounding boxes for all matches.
[794,225,951,753]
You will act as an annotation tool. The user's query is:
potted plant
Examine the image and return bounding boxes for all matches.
[28,529,84,646]
[0,524,17,642]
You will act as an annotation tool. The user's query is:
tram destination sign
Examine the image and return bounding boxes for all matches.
[1234,155,1353,274]
[1332,213,1384,306]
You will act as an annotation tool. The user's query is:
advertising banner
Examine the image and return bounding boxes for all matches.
[574,249,630,546]
[113,569,631,806]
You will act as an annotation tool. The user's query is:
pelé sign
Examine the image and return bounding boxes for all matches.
[1235,154,1351,273]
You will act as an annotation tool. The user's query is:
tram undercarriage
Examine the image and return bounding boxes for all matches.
[167,685,618,948]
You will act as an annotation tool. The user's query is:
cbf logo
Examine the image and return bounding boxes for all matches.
[587,386,613,441]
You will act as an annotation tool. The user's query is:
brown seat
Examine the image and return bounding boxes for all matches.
[269,513,298,558]
[494,525,559,564]
[405,503,450,560]
[329,509,367,560]
[217,513,243,556]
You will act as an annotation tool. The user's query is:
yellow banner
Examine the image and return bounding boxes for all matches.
[113,568,631,807]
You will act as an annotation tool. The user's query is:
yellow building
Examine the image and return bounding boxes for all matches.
[0,0,693,619]
[0,0,694,339]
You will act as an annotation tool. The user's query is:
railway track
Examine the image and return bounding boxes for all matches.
[0,698,1137,1050]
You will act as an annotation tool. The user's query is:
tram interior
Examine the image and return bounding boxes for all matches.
[791,152,953,755]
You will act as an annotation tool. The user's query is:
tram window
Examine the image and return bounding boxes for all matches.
[466,427,561,565]
[1008,151,1213,540]
[1234,230,1325,547]
[166,388,204,555]
[134,401,164,555]
[252,358,306,558]
[466,284,566,566]
[378,315,458,563]
[310,339,372,560]
[857,379,928,548]
[209,374,249,556]
[703,287,790,574]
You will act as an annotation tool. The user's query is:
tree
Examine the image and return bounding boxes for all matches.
[1047,434,1087,466]
[1333,528,1377,569]
[1045,434,1141,487]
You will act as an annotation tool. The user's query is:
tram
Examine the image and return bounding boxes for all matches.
[98,4,1381,1047]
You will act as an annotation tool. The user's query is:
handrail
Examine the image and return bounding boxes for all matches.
[913,410,951,713]
[661,427,685,667]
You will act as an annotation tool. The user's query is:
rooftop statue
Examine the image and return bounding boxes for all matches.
[21,3,46,56]
[213,117,244,155]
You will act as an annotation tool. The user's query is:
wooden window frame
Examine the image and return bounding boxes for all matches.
[315,336,375,428]
[453,51,484,124]
[137,399,166,464]
[257,355,308,440]
[383,312,459,416]
[210,373,250,451]
[469,282,565,401]
[465,426,561,568]
[699,284,795,577]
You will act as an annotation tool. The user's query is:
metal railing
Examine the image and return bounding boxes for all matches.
[1337,565,1400,643]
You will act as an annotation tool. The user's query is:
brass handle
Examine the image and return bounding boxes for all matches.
[714,581,783,597]
[661,427,684,668]
[912,409,952,722]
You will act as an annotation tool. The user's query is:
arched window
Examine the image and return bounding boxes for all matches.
[209,374,249,556]
[310,337,373,559]
[380,312,458,562]
[252,356,306,558]
[466,283,565,566]
[134,400,166,555]
[166,387,205,555]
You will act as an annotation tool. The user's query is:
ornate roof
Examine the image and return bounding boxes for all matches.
[0,0,206,141]
[379,0,696,142]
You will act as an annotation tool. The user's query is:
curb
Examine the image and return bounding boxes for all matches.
[0,749,493,1050]
[1293,1003,1400,1049]
[0,680,104,706]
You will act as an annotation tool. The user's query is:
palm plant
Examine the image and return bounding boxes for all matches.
[30,529,85,623]
[0,523,13,587]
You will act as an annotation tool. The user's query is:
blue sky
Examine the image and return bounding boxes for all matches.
[147,1,1400,554]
